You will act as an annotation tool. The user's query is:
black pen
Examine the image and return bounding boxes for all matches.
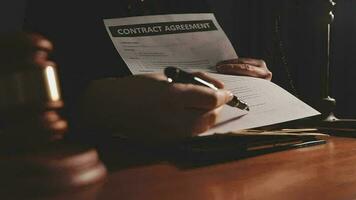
[164,67,250,111]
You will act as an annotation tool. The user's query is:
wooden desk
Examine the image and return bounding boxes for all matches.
[97,137,356,200]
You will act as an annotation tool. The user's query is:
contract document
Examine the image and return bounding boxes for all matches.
[104,13,237,74]
[104,13,320,136]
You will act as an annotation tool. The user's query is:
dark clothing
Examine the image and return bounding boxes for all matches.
[23,1,356,121]
[25,1,310,117]
[24,0,211,119]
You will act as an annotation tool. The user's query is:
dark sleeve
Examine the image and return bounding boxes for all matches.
[23,0,211,107]
[23,1,131,122]
[23,0,211,136]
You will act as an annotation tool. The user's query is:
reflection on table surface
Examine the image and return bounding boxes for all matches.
[97,137,356,200]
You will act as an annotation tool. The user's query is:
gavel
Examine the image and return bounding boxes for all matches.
[0,33,67,150]
[0,33,107,199]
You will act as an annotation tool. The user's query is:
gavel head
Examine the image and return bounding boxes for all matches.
[0,33,67,150]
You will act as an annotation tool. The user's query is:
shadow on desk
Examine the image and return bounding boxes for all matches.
[97,134,326,170]
[97,137,356,200]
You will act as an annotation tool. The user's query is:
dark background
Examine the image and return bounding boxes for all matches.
[0,0,26,32]
[1,0,356,118]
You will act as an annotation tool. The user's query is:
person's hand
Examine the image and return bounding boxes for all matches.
[216,58,272,81]
[80,73,233,142]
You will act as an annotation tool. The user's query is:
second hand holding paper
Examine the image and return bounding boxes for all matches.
[104,13,321,136]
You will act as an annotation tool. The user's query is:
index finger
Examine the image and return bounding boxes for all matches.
[192,71,225,89]
[238,58,267,69]
[172,83,233,109]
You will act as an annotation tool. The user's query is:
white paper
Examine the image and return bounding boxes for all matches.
[104,13,320,136]
[199,73,320,136]
[104,13,237,74]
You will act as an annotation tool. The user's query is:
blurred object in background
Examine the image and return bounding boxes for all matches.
[0,32,66,150]
[0,0,26,33]
[0,143,107,200]
[0,33,107,199]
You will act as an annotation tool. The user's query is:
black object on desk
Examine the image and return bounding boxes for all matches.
[108,132,326,169]
[316,0,356,130]
[172,134,326,167]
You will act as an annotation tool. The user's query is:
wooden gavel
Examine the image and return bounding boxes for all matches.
[0,33,107,199]
[0,33,68,150]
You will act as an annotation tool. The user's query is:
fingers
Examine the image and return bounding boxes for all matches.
[140,71,225,88]
[137,73,169,81]
[84,75,229,140]
[217,58,266,68]
[238,58,267,69]
[217,63,272,80]
[192,71,225,89]
[216,58,239,66]
[172,83,233,109]
[189,107,223,135]
[166,70,233,109]
[216,58,272,81]
[169,106,222,137]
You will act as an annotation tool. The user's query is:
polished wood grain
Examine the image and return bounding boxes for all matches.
[97,137,356,200]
